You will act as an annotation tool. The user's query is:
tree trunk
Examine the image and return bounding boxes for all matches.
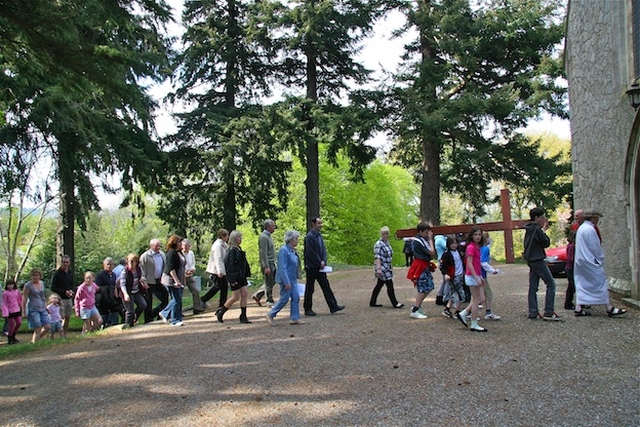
[419,136,440,224]
[57,147,75,274]
[305,42,320,228]
[417,0,440,225]
[223,170,237,231]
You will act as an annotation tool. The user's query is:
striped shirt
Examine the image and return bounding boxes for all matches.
[373,239,394,280]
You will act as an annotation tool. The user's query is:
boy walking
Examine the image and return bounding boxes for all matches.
[523,208,561,320]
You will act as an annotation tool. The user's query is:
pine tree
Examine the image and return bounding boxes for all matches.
[0,0,173,268]
[388,0,567,223]
[165,0,290,236]
[264,0,386,227]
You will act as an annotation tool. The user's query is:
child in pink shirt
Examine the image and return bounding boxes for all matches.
[74,271,103,334]
[2,279,23,344]
[455,226,488,332]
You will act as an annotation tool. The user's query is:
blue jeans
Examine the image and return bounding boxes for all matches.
[161,286,183,324]
[527,260,556,316]
[269,283,300,321]
[102,312,120,326]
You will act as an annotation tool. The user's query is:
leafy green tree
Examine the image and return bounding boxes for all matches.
[0,138,54,281]
[505,132,572,218]
[276,150,420,266]
[388,0,567,224]
[164,0,290,235]
[0,0,173,271]
[24,204,170,285]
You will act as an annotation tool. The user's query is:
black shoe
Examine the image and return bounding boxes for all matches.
[369,303,382,307]
[564,304,575,310]
[193,309,205,315]
[215,307,227,323]
[330,305,345,314]
[305,310,317,317]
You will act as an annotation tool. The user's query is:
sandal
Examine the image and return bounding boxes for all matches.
[607,307,627,317]
[574,309,591,317]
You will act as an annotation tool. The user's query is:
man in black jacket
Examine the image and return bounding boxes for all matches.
[523,208,560,321]
[50,255,76,338]
[303,217,344,316]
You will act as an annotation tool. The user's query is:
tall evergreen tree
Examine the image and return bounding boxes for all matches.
[165,0,289,235]
[263,0,386,227]
[0,0,173,268]
[388,0,567,223]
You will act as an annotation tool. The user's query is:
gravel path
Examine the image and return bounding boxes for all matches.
[0,264,638,427]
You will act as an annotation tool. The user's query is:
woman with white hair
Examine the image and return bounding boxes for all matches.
[216,230,252,323]
[266,230,305,326]
[574,210,627,317]
[370,226,404,308]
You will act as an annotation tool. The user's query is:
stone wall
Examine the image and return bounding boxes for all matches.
[566,0,635,293]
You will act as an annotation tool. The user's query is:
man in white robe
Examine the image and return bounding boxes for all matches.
[573,210,627,317]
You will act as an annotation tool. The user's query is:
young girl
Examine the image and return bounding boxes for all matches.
[455,226,488,332]
[439,235,466,319]
[47,293,63,339]
[74,271,103,334]
[2,279,22,344]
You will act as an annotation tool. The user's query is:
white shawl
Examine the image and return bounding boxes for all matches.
[574,220,609,305]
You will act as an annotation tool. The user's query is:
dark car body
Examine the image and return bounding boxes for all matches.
[545,246,568,278]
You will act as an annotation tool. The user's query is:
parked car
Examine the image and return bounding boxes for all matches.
[545,246,567,278]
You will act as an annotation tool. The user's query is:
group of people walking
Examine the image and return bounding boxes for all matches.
[524,207,627,320]
[370,206,628,335]
[215,217,346,326]
[383,222,501,332]
[1,216,350,344]
[3,208,628,343]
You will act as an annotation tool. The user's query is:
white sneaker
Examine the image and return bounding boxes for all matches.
[410,311,428,319]
[484,313,501,320]
[289,319,305,325]
[265,313,275,326]
[456,311,468,327]
[172,321,184,327]
[159,313,168,324]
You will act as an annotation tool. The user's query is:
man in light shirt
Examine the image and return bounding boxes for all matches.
[202,229,229,309]
[139,239,167,323]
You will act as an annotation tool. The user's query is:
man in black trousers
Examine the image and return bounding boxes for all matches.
[303,217,345,316]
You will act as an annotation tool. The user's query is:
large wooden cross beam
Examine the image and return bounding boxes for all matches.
[395,189,529,263]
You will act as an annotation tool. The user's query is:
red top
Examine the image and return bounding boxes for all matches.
[407,258,429,283]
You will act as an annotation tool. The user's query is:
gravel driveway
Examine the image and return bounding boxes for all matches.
[0,264,638,427]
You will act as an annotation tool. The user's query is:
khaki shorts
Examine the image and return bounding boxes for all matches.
[59,298,74,318]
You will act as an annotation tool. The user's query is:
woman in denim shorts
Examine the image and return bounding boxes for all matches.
[21,268,51,343]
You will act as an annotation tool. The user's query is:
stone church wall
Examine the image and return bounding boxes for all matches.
[566,0,635,293]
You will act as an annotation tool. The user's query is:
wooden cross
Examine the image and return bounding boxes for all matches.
[395,189,528,263]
